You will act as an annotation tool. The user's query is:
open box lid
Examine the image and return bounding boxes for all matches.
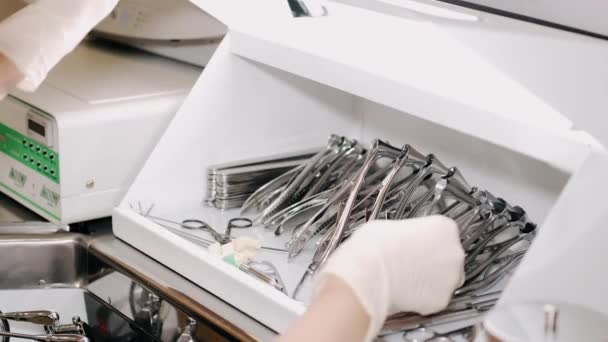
[192,0,608,157]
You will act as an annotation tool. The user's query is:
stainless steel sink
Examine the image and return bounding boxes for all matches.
[0,224,275,341]
[0,232,89,289]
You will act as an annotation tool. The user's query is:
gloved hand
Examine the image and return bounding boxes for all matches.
[0,53,21,99]
[313,215,465,342]
[0,0,119,92]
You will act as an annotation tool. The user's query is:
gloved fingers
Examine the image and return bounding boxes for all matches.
[377,216,464,315]
[313,234,392,342]
[0,0,119,92]
[411,263,465,316]
[314,216,466,338]
[0,53,22,95]
[390,248,465,316]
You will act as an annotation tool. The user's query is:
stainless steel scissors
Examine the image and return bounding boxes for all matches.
[181,218,287,252]
[181,219,231,244]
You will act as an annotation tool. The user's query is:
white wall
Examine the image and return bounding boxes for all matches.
[443,0,608,37]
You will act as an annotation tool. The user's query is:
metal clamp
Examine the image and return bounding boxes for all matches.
[176,318,197,342]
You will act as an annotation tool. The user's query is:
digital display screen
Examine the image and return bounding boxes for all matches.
[28,119,46,137]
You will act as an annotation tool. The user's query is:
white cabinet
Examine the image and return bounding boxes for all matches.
[113,0,608,334]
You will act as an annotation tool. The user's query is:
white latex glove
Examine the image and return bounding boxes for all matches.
[0,53,21,100]
[313,215,465,342]
[0,0,119,92]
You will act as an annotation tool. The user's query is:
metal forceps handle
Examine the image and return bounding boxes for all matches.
[0,310,59,326]
[0,331,89,342]
[225,218,253,237]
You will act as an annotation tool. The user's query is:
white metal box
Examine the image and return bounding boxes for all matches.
[0,41,200,224]
[113,0,608,334]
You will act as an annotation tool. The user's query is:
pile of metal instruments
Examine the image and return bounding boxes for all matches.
[205,150,316,209]
[0,310,89,342]
[241,134,537,339]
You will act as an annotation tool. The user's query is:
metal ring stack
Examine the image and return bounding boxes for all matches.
[205,149,317,209]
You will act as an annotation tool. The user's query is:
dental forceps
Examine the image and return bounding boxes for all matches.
[393,154,450,219]
[259,141,365,233]
[383,298,495,335]
[285,160,399,258]
[240,261,288,295]
[383,293,500,338]
[241,134,538,320]
[402,325,474,342]
[270,196,329,236]
[368,145,425,220]
[406,174,454,219]
[256,135,345,223]
[293,141,425,298]
[293,139,361,202]
[285,178,358,259]
[413,167,479,219]
[440,186,480,220]
[304,143,363,198]
[448,290,502,311]
[464,232,534,284]
[316,141,422,267]
[263,190,332,231]
[461,197,510,250]
[464,209,534,266]
[457,251,526,296]
[241,166,304,214]
[452,190,491,229]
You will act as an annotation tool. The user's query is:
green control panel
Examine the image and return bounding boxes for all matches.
[0,123,59,183]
